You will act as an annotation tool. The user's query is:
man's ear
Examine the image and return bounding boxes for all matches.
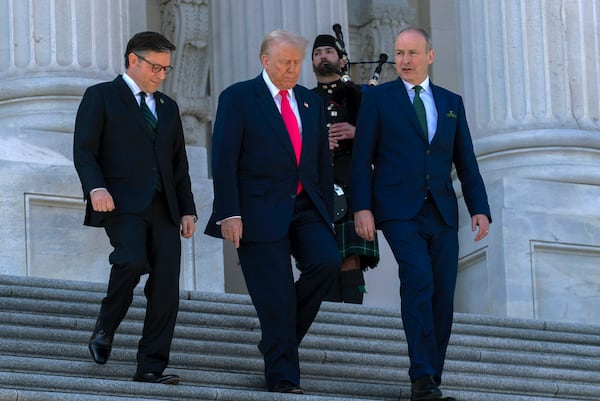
[428,49,435,65]
[127,52,137,67]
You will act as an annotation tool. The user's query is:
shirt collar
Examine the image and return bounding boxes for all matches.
[262,69,295,100]
[122,72,153,100]
[402,76,431,93]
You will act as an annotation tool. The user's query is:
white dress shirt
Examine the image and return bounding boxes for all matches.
[403,76,438,143]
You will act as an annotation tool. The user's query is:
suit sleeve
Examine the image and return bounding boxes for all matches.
[210,88,244,221]
[350,87,379,213]
[452,96,492,223]
[170,101,197,217]
[73,86,106,198]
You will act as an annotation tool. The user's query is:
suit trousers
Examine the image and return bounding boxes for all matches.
[99,190,181,375]
[380,197,458,385]
[237,192,340,388]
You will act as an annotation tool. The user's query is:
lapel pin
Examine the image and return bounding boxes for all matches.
[159,98,164,104]
[303,102,309,109]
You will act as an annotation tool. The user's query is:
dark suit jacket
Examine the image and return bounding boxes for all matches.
[351,78,491,230]
[73,75,196,227]
[205,74,334,241]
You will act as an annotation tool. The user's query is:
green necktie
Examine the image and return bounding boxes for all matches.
[413,85,428,141]
[139,92,157,133]
[138,92,162,191]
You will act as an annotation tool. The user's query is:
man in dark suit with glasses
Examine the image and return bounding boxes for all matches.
[73,31,196,385]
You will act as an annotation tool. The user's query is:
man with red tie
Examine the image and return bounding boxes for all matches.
[205,29,340,394]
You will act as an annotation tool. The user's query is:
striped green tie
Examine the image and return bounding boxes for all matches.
[138,92,162,191]
[413,85,428,141]
[139,92,157,133]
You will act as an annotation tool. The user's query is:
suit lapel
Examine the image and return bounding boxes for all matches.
[253,76,297,162]
[431,83,451,143]
[154,92,167,137]
[113,76,155,143]
[295,88,313,165]
[389,79,425,141]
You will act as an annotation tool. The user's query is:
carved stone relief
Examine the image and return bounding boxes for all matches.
[347,1,414,86]
[160,0,211,147]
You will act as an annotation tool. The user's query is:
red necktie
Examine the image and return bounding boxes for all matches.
[279,90,303,194]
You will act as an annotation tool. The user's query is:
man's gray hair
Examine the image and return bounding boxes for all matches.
[260,29,309,59]
[398,27,433,52]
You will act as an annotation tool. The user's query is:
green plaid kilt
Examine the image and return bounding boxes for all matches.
[335,214,380,270]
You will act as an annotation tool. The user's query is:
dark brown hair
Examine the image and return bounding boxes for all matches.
[124,31,176,68]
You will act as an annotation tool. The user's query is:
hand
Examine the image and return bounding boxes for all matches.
[354,210,376,241]
[180,215,196,238]
[472,214,490,242]
[221,217,243,248]
[328,122,355,150]
[90,189,115,212]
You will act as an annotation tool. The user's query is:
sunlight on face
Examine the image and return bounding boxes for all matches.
[262,42,304,90]
[394,30,434,85]
[127,51,171,94]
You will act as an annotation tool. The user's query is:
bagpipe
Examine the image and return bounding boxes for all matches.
[330,23,391,88]
[325,24,392,222]
[323,23,392,129]
[323,23,392,138]
[325,24,388,125]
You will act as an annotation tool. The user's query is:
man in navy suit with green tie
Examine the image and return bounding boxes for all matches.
[351,27,491,401]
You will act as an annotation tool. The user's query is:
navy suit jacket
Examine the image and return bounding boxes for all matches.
[205,74,334,241]
[73,75,196,227]
[351,78,491,230]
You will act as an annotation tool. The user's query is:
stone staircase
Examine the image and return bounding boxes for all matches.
[0,274,598,401]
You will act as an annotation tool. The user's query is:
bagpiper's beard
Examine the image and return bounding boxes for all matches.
[314,60,341,76]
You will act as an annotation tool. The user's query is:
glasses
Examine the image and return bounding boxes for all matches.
[134,53,173,74]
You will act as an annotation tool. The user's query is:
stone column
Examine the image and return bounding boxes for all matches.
[0,0,139,132]
[209,0,347,98]
[449,0,600,323]
[0,0,144,279]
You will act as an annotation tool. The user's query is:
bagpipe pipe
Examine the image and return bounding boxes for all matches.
[324,23,392,129]
[329,23,391,88]
[324,24,394,159]
[324,25,393,218]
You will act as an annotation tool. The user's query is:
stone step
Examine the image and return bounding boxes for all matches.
[1,320,599,384]
[0,274,598,400]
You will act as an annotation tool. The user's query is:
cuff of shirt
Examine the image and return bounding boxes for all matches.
[217,216,241,225]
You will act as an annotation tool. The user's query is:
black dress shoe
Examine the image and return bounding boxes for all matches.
[411,375,443,401]
[133,372,180,385]
[88,328,113,364]
[270,381,304,394]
